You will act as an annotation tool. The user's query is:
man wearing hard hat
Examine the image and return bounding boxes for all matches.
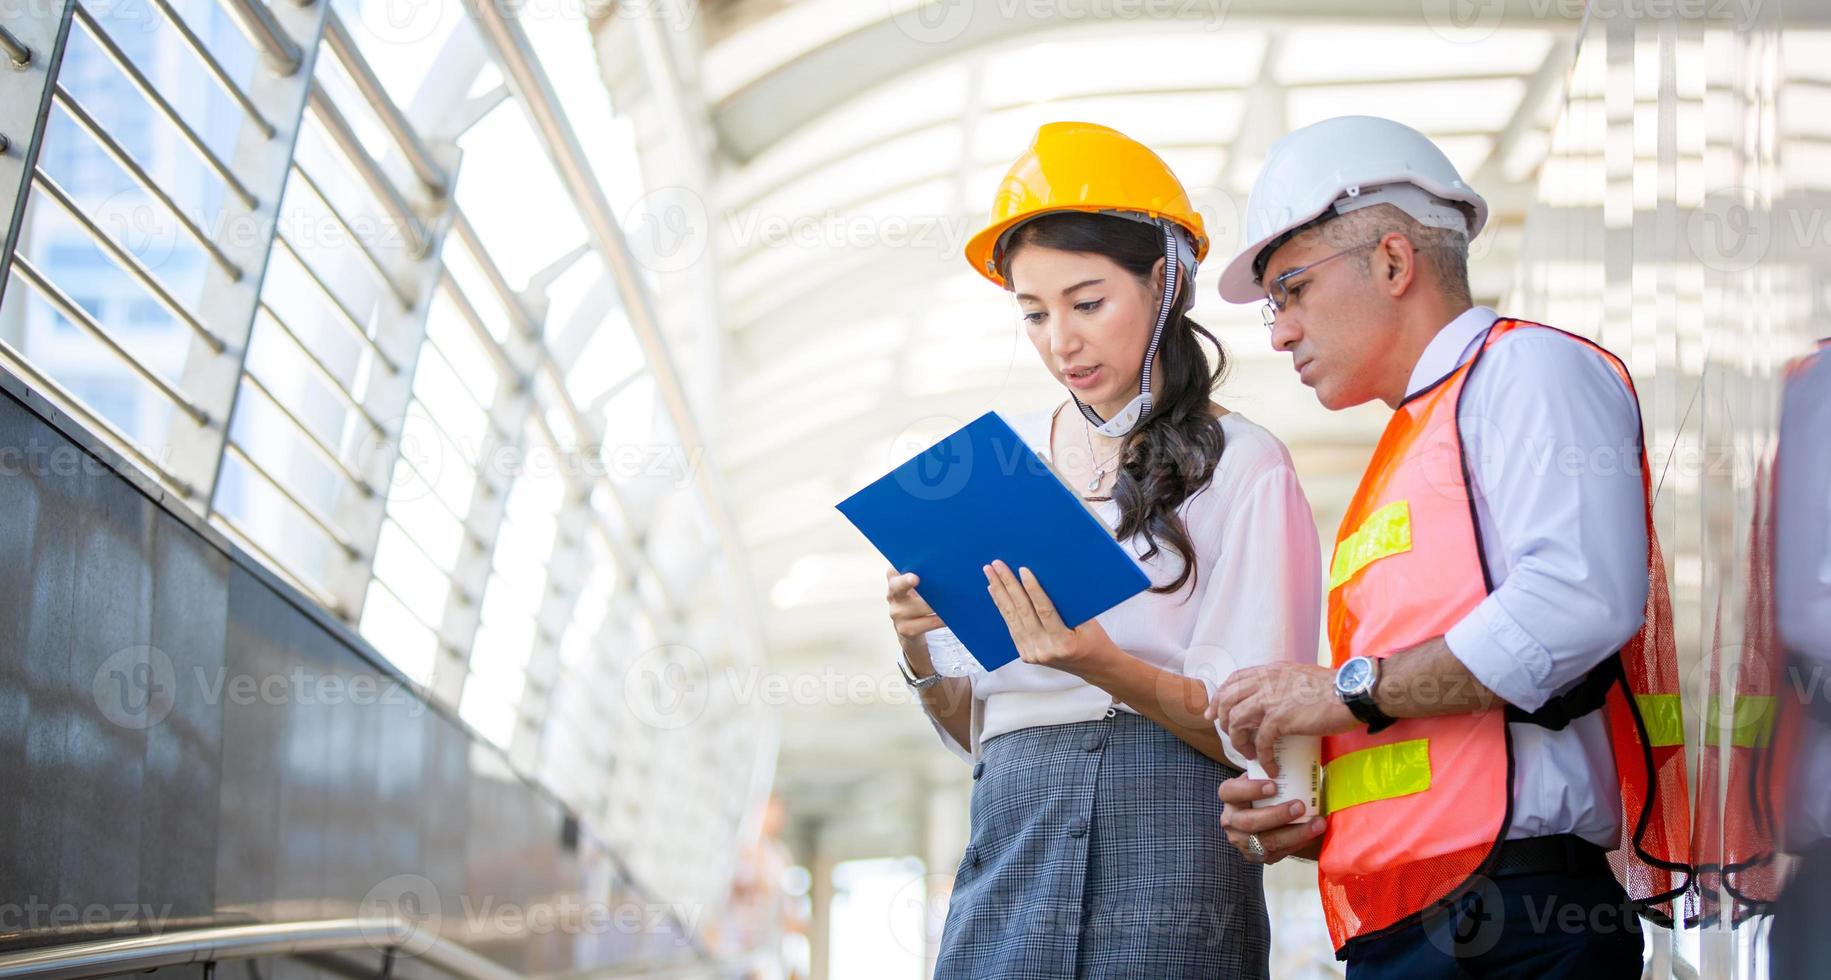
[1204,116,1693,977]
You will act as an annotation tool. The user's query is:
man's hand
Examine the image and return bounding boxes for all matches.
[1207,663,1358,775]
[1220,776,1326,864]
[983,560,1120,676]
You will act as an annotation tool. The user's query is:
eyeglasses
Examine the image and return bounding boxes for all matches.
[1259,242,1379,328]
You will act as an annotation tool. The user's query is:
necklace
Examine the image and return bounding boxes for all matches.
[1083,422,1124,492]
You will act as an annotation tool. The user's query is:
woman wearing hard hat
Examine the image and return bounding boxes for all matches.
[1206,115,1693,978]
[883,122,1323,976]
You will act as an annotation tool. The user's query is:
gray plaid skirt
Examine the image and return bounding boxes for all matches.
[935,711,1271,979]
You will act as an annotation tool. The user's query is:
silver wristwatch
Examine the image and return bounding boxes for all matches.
[898,652,943,690]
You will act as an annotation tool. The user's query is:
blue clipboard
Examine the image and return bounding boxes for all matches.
[836,411,1150,672]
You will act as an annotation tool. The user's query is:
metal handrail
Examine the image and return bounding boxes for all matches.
[289,161,414,309]
[448,209,536,335]
[224,438,360,557]
[0,23,31,67]
[210,508,347,614]
[321,10,449,195]
[255,300,386,434]
[307,82,429,257]
[217,0,304,77]
[148,0,277,139]
[30,167,227,353]
[72,3,259,210]
[418,334,509,441]
[0,339,197,501]
[51,84,245,281]
[10,255,210,425]
[436,270,525,391]
[462,0,754,645]
[439,213,648,579]
[383,431,493,548]
[239,368,376,496]
[273,233,402,374]
[0,916,520,980]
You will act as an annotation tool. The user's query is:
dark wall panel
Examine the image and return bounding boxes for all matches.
[143,507,228,929]
[0,378,703,974]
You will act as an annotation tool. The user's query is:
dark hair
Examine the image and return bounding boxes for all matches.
[999,212,1229,597]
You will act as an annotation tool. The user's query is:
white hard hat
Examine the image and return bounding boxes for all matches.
[1216,116,1489,303]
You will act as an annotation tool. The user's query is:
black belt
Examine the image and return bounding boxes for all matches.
[1489,834,1613,880]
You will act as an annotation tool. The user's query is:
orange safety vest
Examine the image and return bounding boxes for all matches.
[1703,338,1831,921]
[1319,318,1694,953]
[1692,462,1785,926]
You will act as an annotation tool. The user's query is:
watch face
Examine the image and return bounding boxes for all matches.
[1337,657,1373,698]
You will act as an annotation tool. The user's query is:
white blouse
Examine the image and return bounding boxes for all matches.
[925,404,1324,770]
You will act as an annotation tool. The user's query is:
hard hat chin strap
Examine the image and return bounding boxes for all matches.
[1072,224,1182,439]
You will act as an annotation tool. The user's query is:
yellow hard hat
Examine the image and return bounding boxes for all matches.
[964,122,1210,288]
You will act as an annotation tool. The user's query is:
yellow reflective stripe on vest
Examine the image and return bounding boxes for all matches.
[1330,500,1413,591]
[1704,694,1776,749]
[1635,693,1686,748]
[1322,738,1432,814]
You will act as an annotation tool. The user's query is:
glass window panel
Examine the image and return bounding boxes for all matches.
[424,292,501,407]
[359,579,437,685]
[411,341,490,441]
[215,445,345,557]
[565,308,645,406]
[503,463,563,539]
[309,39,411,174]
[329,0,468,110]
[520,5,646,217]
[261,249,370,381]
[440,238,517,342]
[559,559,615,667]
[597,375,657,469]
[371,518,452,626]
[385,488,465,569]
[485,536,552,616]
[470,620,533,690]
[538,252,607,341]
[459,678,517,748]
[0,282,180,459]
[454,101,589,289]
[399,401,480,514]
[57,10,247,210]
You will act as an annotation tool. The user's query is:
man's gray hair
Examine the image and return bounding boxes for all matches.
[1328,203,1473,305]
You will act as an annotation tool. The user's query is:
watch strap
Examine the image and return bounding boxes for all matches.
[899,654,943,690]
[1341,658,1398,733]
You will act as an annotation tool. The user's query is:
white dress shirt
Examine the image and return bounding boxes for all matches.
[1426,307,1647,847]
[925,407,1324,772]
[1775,344,1831,846]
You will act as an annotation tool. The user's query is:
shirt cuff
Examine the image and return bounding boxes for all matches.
[1445,597,1556,713]
[928,712,975,764]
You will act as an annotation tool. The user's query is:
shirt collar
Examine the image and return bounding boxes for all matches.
[1405,306,1501,398]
